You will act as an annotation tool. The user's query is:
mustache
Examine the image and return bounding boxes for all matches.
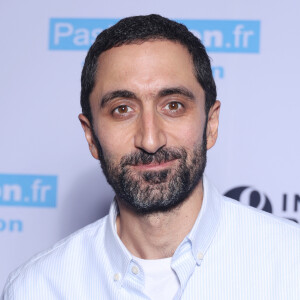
[120,147,186,167]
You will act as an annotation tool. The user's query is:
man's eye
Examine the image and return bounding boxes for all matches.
[165,102,183,111]
[113,105,133,115]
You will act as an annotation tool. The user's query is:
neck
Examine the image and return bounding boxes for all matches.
[116,179,204,259]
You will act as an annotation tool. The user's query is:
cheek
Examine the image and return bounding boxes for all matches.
[96,121,135,160]
[167,117,205,149]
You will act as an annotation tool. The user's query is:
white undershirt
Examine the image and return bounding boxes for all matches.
[133,256,180,300]
[115,222,180,299]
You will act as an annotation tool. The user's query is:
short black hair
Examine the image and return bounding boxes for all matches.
[81,14,217,123]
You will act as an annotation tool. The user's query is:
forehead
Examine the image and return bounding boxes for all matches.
[98,39,192,69]
[93,40,200,93]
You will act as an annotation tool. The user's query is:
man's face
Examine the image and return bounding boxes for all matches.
[80,40,219,214]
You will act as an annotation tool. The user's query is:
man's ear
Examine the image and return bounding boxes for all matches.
[206,100,221,150]
[78,114,99,160]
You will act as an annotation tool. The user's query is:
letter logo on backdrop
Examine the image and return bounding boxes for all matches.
[49,18,260,53]
[224,186,300,223]
[224,186,272,213]
[0,174,57,207]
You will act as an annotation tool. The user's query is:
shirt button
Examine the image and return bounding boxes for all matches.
[131,266,139,275]
[113,273,121,281]
[197,252,204,260]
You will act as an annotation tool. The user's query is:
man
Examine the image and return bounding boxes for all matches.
[2,14,300,300]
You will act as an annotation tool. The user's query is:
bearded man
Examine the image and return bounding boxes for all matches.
[2,14,300,300]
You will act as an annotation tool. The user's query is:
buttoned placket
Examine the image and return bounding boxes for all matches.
[117,259,153,299]
[171,238,205,300]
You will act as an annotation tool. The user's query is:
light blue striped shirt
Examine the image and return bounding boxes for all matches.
[2,176,300,299]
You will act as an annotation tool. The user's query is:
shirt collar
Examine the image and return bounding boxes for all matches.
[186,174,223,264]
[105,200,133,280]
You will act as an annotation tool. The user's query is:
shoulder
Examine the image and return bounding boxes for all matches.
[222,195,299,229]
[220,195,300,249]
[2,215,108,298]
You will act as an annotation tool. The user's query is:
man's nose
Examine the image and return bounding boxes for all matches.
[134,110,167,154]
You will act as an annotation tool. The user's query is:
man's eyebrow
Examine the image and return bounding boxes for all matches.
[100,90,137,108]
[100,87,195,108]
[158,87,195,100]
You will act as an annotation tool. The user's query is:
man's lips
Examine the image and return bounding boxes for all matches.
[130,159,177,171]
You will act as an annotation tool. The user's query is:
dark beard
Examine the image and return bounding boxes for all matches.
[93,131,207,215]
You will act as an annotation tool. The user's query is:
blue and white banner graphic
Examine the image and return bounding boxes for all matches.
[49,18,260,53]
[0,174,57,208]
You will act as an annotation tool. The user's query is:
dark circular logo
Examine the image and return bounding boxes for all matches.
[224,186,272,213]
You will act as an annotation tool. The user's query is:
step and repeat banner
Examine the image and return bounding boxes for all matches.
[1,0,299,290]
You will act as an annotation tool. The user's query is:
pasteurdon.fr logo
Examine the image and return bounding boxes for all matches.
[224,186,272,213]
